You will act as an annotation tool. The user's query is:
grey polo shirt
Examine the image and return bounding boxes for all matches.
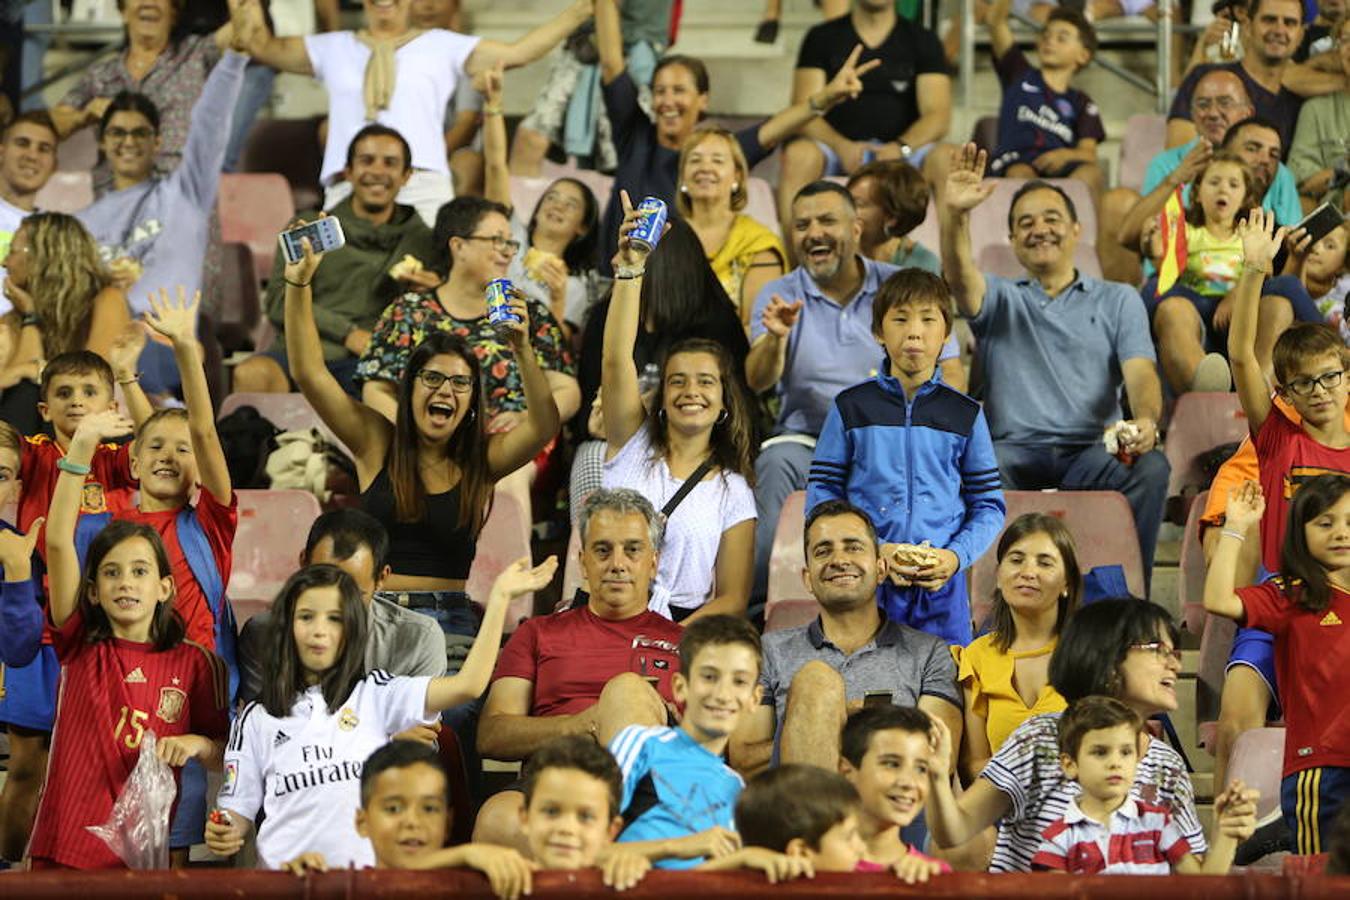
[237,594,448,703]
[759,613,961,725]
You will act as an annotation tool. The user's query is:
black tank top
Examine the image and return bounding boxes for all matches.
[360,467,477,580]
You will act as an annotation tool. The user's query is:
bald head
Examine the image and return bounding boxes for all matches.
[1190,70,1253,145]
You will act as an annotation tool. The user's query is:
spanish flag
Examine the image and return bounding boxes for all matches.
[1155,185,1188,296]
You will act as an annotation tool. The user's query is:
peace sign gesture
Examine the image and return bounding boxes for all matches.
[817,44,882,110]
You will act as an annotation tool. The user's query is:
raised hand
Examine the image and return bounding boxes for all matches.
[1172,139,1213,185]
[760,294,803,340]
[927,715,954,782]
[72,409,136,448]
[944,143,996,214]
[820,44,881,108]
[496,288,532,352]
[144,286,201,347]
[474,59,505,106]
[108,323,148,382]
[489,555,559,605]
[0,518,43,575]
[2,278,34,315]
[613,190,658,270]
[1224,480,1265,531]
[1237,206,1288,272]
[282,217,328,286]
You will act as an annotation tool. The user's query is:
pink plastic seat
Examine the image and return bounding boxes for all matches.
[1196,610,1238,750]
[1118,114,1168,193]
[227,488,323,621]
[1165,392,1247,501]
[34,171,93,213]
[217,392,350,458]
[765,491,819,632]
[218,172,296,283]
[216,241,262,352]
[511,169,614,224]
[238,116,325,212]
[561,525,584,606]
[1177,490,1209,635]
[466,487,535,632]
[57,126,99,172]
[970,491,1145,630]
[743,176,780,238]
[1227,727,1286,823]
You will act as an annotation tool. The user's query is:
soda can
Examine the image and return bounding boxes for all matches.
[486,278,522,337]
[630,197,668,252]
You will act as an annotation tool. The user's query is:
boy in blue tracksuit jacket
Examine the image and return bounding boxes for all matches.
[807,269,1004,645]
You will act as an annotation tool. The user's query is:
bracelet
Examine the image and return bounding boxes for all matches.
[285,278,312,288]
[56,458,91,477]
[615,265,645,280]
[807,93,826,115]
[483,105,503,116]
[117,373,140,385]
[1246,264,1272,275]
[19,313,41,329]
[1220,529,1246,542]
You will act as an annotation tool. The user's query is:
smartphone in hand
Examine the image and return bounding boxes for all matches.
[279,217,346,264]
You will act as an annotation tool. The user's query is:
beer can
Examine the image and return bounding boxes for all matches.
[486,278,522,336]
[630,197,668,252]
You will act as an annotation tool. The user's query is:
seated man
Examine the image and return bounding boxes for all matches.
[231,125,436,397]
[472,488,685,848]
[777,0,951,242]
[940,144,1170,578]
[731,500,962,776]
[237,508,447,705]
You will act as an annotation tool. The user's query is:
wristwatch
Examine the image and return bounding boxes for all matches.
[898,143,913,159]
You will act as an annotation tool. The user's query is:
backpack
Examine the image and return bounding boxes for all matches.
[176,506,239,710]
[216,406,280,490]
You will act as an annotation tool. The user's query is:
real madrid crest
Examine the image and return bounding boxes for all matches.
[338,707,359,731]
[156,686,187,724]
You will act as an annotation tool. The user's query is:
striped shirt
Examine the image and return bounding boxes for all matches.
[1031,798,1193,874]
[981,713,1205,873]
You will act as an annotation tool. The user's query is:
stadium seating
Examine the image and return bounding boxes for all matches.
[764,491,817,633]
[227,488,323,622]
[561,524,584,606]
[217,391,350,458]
[216,240,263,353]
[1226,727,1287,824]
[218,172,296,283]
[56,126,99,172]
[1164,392,1247,504]
[437,726,475,845]
[510,170,615,223]
[238,116,325,212]
[1177,490,1209,636]
[1196,610,1238,750]
[1118,113,1168,193]
[465,486,535,631]
[743,176,781,238]
[34,171,93,213]
[970,490,1146,629]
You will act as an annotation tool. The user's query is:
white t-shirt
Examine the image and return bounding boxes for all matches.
[305,29,481,185]
[219,671,436,869]
[0,195,32,316]
[602,428,756,617]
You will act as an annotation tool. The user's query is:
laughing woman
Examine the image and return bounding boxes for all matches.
[282,225,559,635]
[600,193,757,623]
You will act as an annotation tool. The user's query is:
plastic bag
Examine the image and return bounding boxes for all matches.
[87,731,178,869]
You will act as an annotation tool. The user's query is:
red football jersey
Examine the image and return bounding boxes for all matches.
[27,610,230,869]
[120,489,238,650]
[1254,406,1350,573]
[18,435,137,560]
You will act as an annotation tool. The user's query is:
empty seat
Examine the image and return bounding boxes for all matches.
[1165,392,1247,501]
[743,176,780,238]
[1118,114,1168,193]
[465,486,535,632]
[1226,727,1286,824]
[216,241,262,352]
[218,172,296,283]
[57,126,99,172]
[765,491,819,632]
[217,392,350,458]
[34,171,93,213]
[970,491,1145,629]
[1177,490,1209,635]
[227,488,323,619]
[238,117,325,212]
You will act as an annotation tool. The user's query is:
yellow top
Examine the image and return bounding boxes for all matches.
[956,633,1067,754]
[707,214,787,315]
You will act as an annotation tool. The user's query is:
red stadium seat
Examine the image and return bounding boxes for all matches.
[227,488,323,621]
[217,391,350,458]
[1177,490,1209,635]
[436,726,475,845]
[970,491,1146,630]
[1164,392,1247,503]
[465,486,535,632]
[218,172,296,283]
[216,241,262,353]
[1227,726,1286,825]
[1118,113,1168,193]
[34,171,93,213]
[764,491,819,633]
[238,116,325,212]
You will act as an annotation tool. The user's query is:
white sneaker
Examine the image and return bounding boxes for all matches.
[1190,353,1232,393]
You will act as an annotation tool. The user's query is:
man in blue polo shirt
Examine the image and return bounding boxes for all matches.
[745,181,962,609]
[939,144,1170,576]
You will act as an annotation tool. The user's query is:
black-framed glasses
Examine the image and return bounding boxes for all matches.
[1129,641,1183,665]
[416,370,475,393]
[462,234,521,255]
[1285,370,1345,397]
[105,126,155,142]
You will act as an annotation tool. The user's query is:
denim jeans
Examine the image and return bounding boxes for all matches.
[223,63,277,173]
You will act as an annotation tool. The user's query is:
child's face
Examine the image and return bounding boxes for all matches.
[673,642,762,741]
[874,300,949,385]
[1305,227,1347,284]
[1037,21,1089,70]
[38,372,114,440]
[1302,490,1350,572]
[520,768,620,869]
[0,446,21,509]
[1281,350,1349,430]
[131,418,197,504]
[1062,724,1141,809]
[89,536,172,638]
[842,729,932,830]
[1196,162,1246,227]
[796,812,867,872]
[355,762,450,868]
[292,585,346,680]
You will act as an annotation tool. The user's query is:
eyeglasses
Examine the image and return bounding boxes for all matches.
[462,234,521,255]
[1284,370,1345,397]
[1192,96,1242,112]
[1130,641,1183,665]
[105,126,155,142]
[416,370,475,393]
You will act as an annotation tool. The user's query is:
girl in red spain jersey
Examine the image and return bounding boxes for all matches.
[1206,476,1350,858]
[27,408,229,869]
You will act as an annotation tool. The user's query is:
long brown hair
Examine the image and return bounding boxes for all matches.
[19,213,110,360]
[985,513,1083,652]
[645,337,756,485]
[389,332,493,536]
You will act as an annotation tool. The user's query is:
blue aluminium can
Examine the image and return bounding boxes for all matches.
[486,278,521,337]
[630,197,668,252]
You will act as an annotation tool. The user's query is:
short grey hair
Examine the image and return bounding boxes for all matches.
[578,488,664,550]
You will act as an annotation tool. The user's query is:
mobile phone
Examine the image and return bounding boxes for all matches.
[863,691,893,709]
[1296,202,1345,249]
[279,217,345,264]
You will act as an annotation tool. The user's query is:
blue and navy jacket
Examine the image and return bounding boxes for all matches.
[806,364,1005,571]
